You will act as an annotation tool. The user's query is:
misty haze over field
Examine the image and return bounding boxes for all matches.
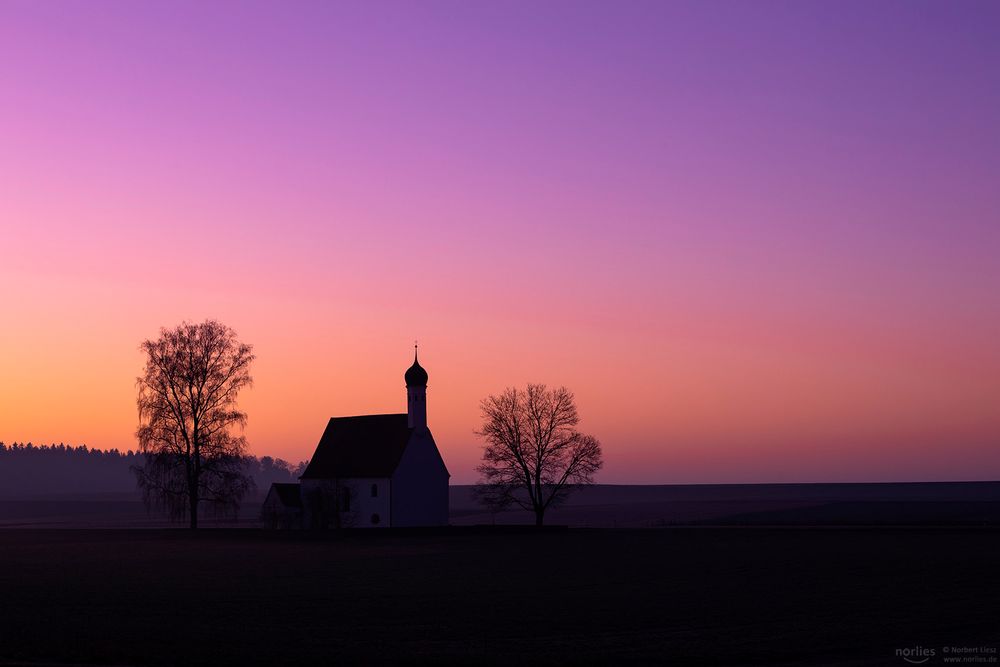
[1,443,997,528]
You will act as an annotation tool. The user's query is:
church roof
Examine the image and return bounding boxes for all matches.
[299,414,412,479]
[267,483,302,508]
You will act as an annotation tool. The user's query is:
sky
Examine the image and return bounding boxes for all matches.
[1,1,998,484]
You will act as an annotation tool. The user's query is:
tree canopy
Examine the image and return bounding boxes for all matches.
[475,384,603,526]
[134,320,256,528]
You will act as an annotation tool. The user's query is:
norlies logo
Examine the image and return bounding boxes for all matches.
[896,646,936,664]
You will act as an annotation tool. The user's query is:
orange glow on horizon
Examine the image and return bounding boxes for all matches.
[2,2,999,484]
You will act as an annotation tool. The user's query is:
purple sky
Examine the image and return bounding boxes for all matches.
[2,1,999,483]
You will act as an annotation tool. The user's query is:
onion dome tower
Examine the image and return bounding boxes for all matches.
[405,344,428,430]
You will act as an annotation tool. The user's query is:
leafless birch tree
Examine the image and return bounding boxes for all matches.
[133,320,255,528]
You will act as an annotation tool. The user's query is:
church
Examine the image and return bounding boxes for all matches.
[261,349,450,528]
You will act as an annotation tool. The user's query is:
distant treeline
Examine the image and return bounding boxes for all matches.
[0,442,306,499]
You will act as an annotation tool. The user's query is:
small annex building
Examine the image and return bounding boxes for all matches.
[261,349,449,528]
[260,483,303,529]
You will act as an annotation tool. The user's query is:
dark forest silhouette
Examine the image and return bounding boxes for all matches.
[0,442,305,499]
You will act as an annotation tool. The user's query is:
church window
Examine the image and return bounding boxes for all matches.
[371,484,378,498]
[341,487,351,512]
[371,513,380,525]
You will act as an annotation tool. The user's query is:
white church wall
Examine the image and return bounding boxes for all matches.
[301,477,390,528]
[391,430,449,526]
[342,477,391,528]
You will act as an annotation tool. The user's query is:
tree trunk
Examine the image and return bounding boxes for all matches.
[189,480,199,529]
[190,445,199,529]
[535,508,544,526]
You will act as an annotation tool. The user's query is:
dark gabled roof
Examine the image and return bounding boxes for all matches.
[300,414,412,479]
[268,483,302,508]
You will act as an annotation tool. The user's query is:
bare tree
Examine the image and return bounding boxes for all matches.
[133,320,255,528]
[475,384,603,526]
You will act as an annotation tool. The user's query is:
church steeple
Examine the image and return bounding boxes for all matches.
[405,344,428,430]
[405,344,428,387]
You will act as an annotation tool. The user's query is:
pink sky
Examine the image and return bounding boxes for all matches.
[1,1,998,483]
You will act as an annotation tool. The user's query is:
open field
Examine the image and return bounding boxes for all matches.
[0,527,997,666]
[3,481,998,528]
[451,482,1000,527]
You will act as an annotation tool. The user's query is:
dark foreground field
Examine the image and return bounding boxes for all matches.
[0,528,997,666]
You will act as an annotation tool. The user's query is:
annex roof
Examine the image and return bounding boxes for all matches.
[268,483,302,508]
